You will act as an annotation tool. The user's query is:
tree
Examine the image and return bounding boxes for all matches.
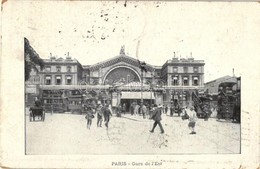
[24,38,44,81]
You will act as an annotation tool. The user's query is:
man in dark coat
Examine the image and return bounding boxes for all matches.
[149,104,164,134]
[104,104,113,128]
[170,104,174,117]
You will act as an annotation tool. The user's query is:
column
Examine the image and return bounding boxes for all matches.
[52,75,55,85]
[167,75,171,86]
[201,75,204,86]
[189,75,192,86]
[178,75,182,86]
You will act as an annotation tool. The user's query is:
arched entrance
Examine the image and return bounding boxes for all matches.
[103,66,141,85]
[103,66,142,111]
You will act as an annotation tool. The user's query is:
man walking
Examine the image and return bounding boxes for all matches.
[141,103,147,119]
[104,104,113,128]
[165,105,168,115]
[170,104,174,117]
[96,104,103,127]
[149,104,164,134]
[134,103,140,116]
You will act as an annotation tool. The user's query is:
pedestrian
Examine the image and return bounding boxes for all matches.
[104,104,113,128]
[116,105,122,117]
[134,103,140,116]
[149,104,154,119]
[141,103,147,119]
[85,107,95,129]
[96,104,103,127]
[165,105,168,115]
[185,105,197,134]
[108,103,113,115]
[130,102,134,115]
[149,104,164,134]
[122,103,126,115]
[170,104,174,117]
[162,105,165,114]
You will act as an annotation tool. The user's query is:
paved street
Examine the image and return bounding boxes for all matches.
[26,112,240,155]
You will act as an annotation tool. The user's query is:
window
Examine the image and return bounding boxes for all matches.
[45,76,51,85]
[56,66,61,72]
[45,99,51,104]
[56,76,62,85]
[194,67,198,73]
[183,77,188,86]
[193,77,199,86]
[173,67,178,73]
[67,66,71,72]
[45,66,51,72]
[183,67,188,73]
[66,76,72,85]
[172,76,178,86]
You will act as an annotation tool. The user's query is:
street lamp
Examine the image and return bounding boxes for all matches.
[138,60,147,105]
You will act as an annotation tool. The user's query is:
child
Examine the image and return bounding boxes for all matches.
[85,107,95,129]
[186,106,197,134]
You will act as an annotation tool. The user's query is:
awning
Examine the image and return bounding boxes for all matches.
[46,76,51,79]
[67,76,72,79]
[194,77,198,80]
[173,77,178,80]
[56,76,61,79]
[183,77,188,80]
[121,92,155,99]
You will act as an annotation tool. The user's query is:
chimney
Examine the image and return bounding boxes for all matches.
[66,52,71,60]
[50,53,55,60]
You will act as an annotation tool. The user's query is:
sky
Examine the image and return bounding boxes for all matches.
[20,1,260,82]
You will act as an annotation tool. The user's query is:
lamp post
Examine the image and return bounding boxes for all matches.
[141,69,143,105]
[138,60,147,105]
[178,80,185,108]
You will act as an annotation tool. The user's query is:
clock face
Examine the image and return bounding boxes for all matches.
[104,67,140,85]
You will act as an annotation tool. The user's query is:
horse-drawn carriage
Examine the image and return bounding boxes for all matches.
[29,101,45,122]
[217,82,239,121]
[170,99,182,116]
[196,96,212,120]
[192,92,212,120]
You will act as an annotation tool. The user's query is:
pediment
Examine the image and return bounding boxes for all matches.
[89,55,154,71]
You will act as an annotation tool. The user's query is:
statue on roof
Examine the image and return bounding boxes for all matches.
[120,45,125,55]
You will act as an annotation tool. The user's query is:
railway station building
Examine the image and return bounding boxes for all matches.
[25,46,205,113]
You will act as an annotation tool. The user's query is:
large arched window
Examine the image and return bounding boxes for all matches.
[104,67,140,85]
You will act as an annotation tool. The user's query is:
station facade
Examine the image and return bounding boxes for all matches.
[26,47,205,113]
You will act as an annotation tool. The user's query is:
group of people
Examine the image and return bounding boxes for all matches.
[149,104,198,135]
[85,103,113,129]
[84,101,198,135]
[129,102,159,119]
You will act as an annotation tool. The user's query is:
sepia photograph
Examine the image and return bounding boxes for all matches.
[1,0,260,168]
[24,1,241,155]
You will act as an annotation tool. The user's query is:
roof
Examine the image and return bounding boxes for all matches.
[205,75,237,85]
[86,54,157,71]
